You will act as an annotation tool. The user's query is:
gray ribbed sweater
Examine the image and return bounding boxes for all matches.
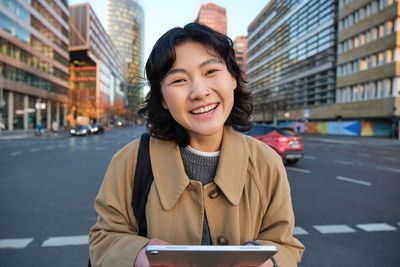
[180,146,219,245]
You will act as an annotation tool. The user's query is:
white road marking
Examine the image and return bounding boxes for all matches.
[286,167,311,174]
[336,176,371,186]
[381,157,397,162]
[0,238,33,249]
[95,147,107,150]
[313,224,356,234]
[45,145,54,150]
[10,151,22,156]
[293,227,309,235]
[376,166,400,173]
[30,148,40,152]
[334,160,355,165]
[356,223,397,232]
[303,155,316,160]
[42,235,88,247]
[357,153,371,157]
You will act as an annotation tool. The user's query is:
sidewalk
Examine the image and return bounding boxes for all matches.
[300,133,400,146]
[0,129,67,140]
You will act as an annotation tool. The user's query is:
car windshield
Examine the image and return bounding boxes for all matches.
[277,128,296,137]
[245,125,296,137]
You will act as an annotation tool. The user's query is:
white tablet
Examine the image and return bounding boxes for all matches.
[145,245,278,267]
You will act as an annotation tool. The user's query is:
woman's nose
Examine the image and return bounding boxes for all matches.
[189,79,211,100]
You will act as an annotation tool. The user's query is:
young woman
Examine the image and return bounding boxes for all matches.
[89,23,304,267]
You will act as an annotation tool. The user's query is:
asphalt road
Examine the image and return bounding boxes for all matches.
[0,126,399,267]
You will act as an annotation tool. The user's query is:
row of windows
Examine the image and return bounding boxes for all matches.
[337,78,396,103]
[0,37,68,81]
[248,1,335,71]
[339,0,395,31]
[248,0,301,39]
[32,0,68,39]
[338,19,396,54]
[337,48,398,76]
[0,63,68,96]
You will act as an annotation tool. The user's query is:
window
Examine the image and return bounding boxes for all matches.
[378,51,385,64]
[386,49,393,63]
[360,33,366,45]
[371,27,378,40]
[386,20,394,35]
[379,24,385,37]
[360,58,367,70]
[354,35,359,47]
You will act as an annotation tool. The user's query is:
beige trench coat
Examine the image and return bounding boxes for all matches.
[89,127,304,266]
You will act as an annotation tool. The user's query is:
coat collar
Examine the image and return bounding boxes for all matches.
[150,127,249,210]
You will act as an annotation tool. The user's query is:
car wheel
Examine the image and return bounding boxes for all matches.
[285,159,299,164]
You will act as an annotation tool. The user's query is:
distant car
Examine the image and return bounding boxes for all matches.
[245,124,304,164]
[90,123,104,135]
[70,125,91,136]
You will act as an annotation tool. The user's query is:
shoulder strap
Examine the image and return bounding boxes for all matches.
[132,133,154,237]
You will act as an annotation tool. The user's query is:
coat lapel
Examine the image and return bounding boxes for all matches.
[150,137,190,210]
[214,127,249,206]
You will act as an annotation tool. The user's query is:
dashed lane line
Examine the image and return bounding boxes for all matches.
[0,238,33,249]
[293,227,309,235]
[42,235,88,247]
[356,223,397,232]
[381,157,398,162]
[285,167,312,174]
[30,147,40,152]
[44,145,54,150]
[10,151,22,156]
[303,155,315,160]
[333,160,355,165]
[313,224,356,234]
[376,166,400,174]
[95,147,107,151]
[357,153,371,157]
[0,223,398,249]
[336,176,371,186]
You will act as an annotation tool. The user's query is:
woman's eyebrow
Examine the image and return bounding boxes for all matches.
[199,58,222,68]
[165,68,186,79]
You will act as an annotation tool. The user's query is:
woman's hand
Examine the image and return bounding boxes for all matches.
[260,258,274,267]
[134,238,171,267]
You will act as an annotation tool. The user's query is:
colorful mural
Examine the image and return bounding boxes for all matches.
[278,120,392,137]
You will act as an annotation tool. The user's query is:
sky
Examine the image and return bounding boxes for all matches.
[68,0,267,61]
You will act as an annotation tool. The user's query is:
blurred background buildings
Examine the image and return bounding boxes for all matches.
[0,0,399,137]
[107,0,144,118]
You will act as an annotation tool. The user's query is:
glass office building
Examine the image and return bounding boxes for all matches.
[69,3,126,125]
[0,0,69,132]
[247,0,337,123]
[108,0,144,118]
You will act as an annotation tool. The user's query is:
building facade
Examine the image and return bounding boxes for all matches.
[107,0,144,118]
[335,0,400,136]
[196,2,227,35]
[0,0,70,132]
[233,35,247,73]
[247,0,337,126]
[69,3,126,126]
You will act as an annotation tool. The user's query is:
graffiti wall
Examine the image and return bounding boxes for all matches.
[279,121,392,136]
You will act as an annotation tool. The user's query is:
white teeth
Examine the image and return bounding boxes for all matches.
[192,103,217,114]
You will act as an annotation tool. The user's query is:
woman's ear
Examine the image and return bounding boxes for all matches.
[232,75,237,90]
[162,100,168,110]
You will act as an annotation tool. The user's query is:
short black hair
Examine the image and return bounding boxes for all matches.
[138,23,253,147]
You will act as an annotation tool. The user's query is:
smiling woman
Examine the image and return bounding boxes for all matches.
[89,23,304,267]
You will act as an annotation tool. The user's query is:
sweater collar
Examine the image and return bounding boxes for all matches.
[150,127,249,210]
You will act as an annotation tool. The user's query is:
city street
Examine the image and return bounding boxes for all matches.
[0,126,399,267]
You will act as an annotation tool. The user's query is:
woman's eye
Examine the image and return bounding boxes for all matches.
[171,79,185,84]
[206,69,218,75]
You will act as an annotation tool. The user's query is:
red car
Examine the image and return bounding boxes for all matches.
[245,125,304,164]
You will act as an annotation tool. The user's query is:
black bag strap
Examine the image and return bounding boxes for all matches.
[89,133,153,267]
[132,132,154,237]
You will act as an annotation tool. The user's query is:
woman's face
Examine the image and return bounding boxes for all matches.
[160,41,236,151]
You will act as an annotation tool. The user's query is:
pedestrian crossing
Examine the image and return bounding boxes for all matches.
[0,222,398,249]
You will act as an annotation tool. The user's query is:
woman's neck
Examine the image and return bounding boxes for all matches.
[188,129,223,152]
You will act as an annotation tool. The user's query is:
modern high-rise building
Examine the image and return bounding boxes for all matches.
[107,0,145,118]
[0,0,70,132]
[196,2,227,35]
[69,3,126,125]
[336,0,399,136]
[233,36,247,73]
[247,0,337,126]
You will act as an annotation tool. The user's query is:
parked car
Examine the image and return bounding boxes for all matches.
[245,124,304,164]
[90,123,104,135]
[70,125,92,136]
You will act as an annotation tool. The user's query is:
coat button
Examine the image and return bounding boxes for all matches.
[209,189,219,199]
[217,236,229,245]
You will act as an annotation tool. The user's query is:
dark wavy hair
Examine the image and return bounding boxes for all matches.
[138,23,253,147]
